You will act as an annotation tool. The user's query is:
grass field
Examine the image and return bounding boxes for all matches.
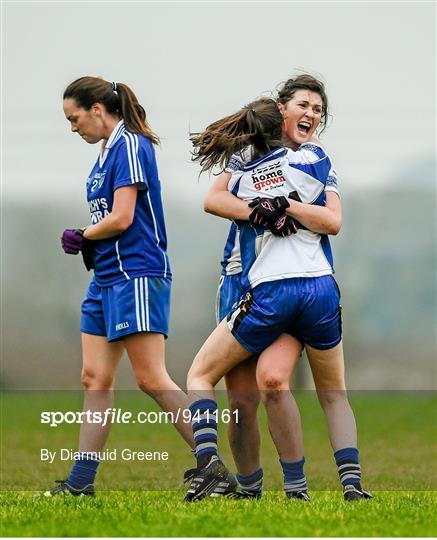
[1,490,436,537]
[1,391,436,536]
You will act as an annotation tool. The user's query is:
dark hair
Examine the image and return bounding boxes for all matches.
[63,76,159,144]
[277,74,329,134]
[191,98,283,174]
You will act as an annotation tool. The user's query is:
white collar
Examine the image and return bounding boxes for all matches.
[99,120,125,166]
[105,119,125,149]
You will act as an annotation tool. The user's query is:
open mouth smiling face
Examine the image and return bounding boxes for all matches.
[279,89,324,147]
[297,120,312,136]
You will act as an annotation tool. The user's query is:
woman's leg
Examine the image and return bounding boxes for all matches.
[123,331,194,448]
[187,319,252,395]
[306,341,357,451]
[256,334,309,499]
[225,358,261,476]
[225,358,263,496]
[46,334,124,495]
[306,341,370,499]
[78,333,124,452]
[183,320,252,500]
[256,334,304,461]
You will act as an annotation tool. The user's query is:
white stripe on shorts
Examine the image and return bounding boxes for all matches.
[139,278,146,331]
[144,277,150,331]
[215,275,225,325]
[134,278,142,331]
[227,303,241,331]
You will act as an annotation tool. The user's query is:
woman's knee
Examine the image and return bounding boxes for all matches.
[187,354,217,390]
[81,368,114,390]
[257,366,289,391]
[134,366,173,395]
[135,376,166,396]
[317,389,349,409]
[257,372,289,403]
[227,392,260,420]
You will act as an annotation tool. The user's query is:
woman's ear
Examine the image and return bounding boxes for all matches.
[277,102,286,118]
[91,103,104,117]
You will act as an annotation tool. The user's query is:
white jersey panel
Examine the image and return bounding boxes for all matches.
[223,228,242,275]
[229,145,337,289]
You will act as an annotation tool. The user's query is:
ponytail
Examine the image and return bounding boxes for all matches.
[191,98,283,174]
[63,76,159,144]
[115,83,159,144]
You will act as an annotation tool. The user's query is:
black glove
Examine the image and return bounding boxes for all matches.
[76,229,95,271]
[269,215,298,237]
[248,196,290,227]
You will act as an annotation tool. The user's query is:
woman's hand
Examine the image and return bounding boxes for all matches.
[61,229,84,254]
[83,185,138,240]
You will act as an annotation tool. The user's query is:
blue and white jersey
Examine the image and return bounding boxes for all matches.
[225,147,253,175]
[219,149,255,276]
[228,144,339,290]
[220,222,242,275]
[86,120,171,287]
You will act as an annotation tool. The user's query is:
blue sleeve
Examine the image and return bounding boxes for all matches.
[113,134,150,191]
[288,144,332,184]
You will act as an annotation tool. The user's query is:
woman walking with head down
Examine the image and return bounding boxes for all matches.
[46,76,194,496]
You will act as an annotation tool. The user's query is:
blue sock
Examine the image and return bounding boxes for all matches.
[334,447,361,487]
[190,398,218,468]
[236,468,263,497]
[280,457,307,494]
[67,453,100,490]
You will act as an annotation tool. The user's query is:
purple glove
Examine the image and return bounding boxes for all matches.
[61,229,85,255]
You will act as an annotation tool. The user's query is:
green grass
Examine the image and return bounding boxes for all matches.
[1,491,436,537]
[1,391,436,536]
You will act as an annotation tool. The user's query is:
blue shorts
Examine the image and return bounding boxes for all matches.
[80,276,171,342]
[216,273,243,323]
[227,275,342,355]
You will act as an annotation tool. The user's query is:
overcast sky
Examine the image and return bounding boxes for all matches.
[3,1,436,204]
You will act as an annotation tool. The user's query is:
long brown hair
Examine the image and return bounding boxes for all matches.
[63,76,159,144]
[277,74,329,134]
[191,98,283,174]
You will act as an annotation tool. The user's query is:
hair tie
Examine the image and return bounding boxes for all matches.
[111,81,118,93]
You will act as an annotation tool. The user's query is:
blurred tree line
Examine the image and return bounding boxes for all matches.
[1,163,435,390]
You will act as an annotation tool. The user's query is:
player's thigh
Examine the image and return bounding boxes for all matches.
[225,356,260,410]
[81,333,124,388]
[123,331,167,384]
[256,334,303,390]
[306,341,346,391]
[188,319,252,389]
[225,356,259,392]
